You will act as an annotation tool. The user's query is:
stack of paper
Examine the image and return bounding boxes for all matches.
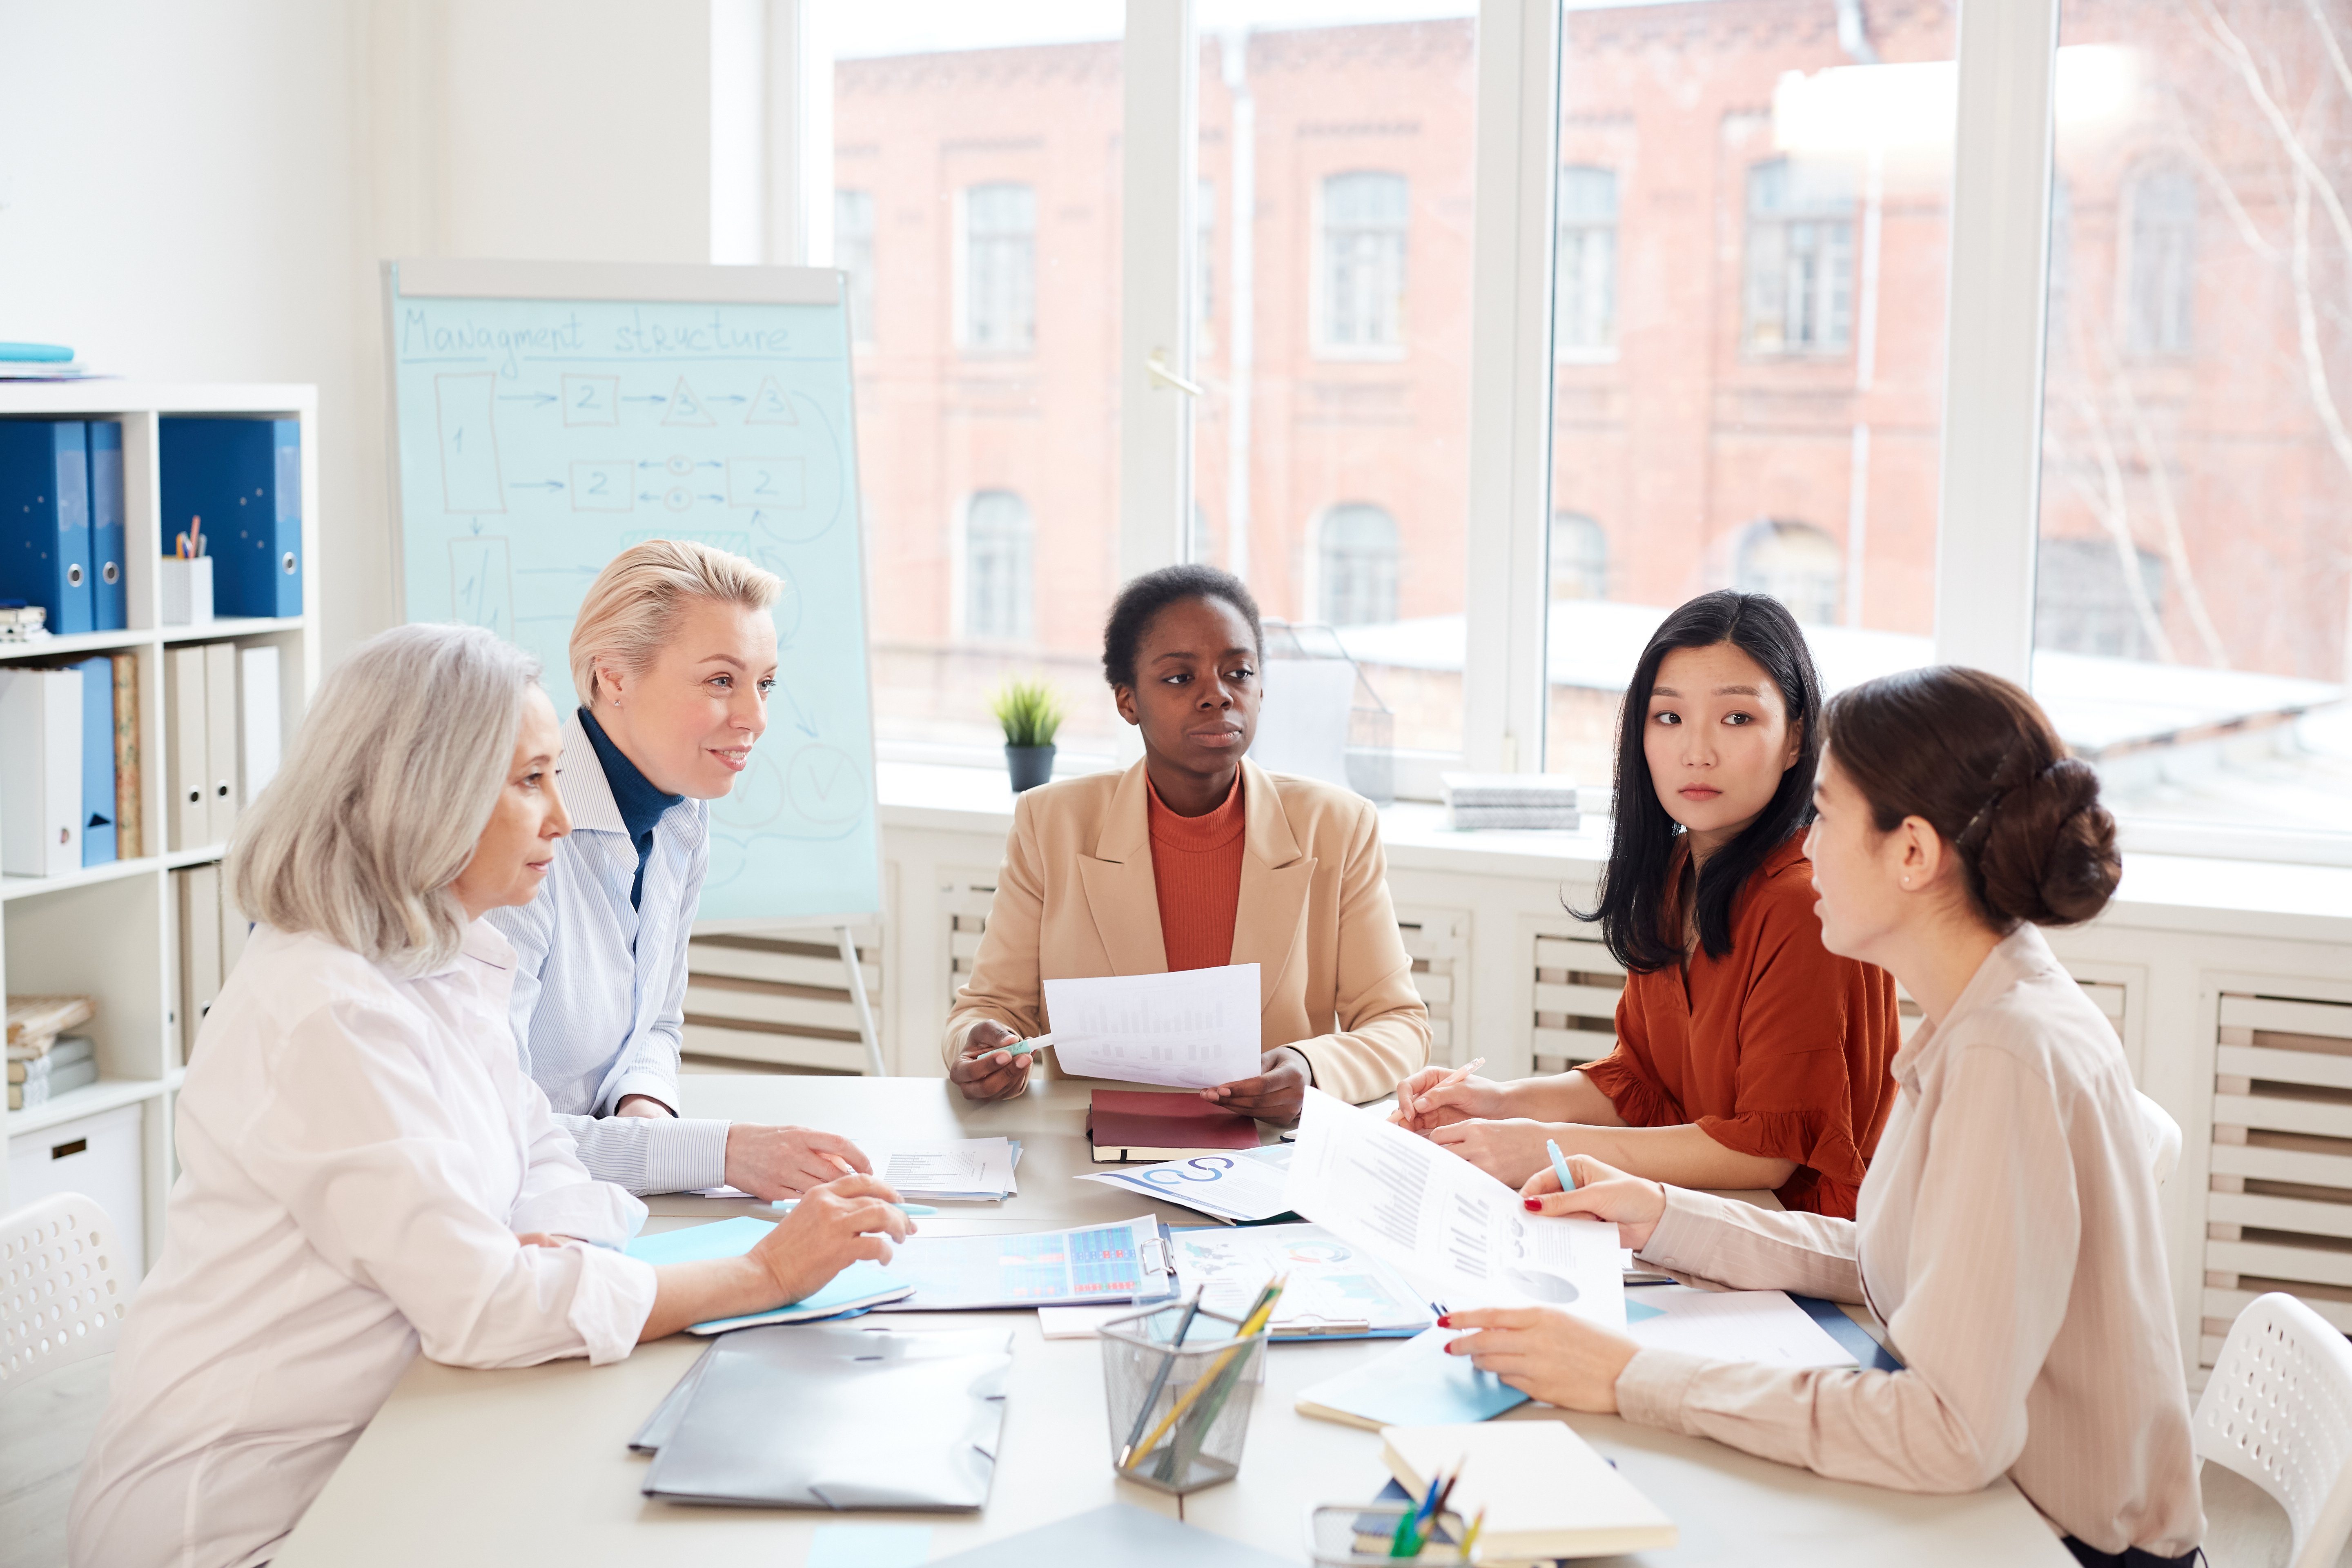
[1441,773,1581,831]
[1079,1144,1295,1223]
[866,1137,1021,1202]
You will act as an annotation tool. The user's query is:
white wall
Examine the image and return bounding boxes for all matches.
[0,0,718,664]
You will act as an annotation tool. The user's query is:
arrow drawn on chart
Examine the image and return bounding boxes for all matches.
[621,394,668,404]
[697,459,723,468]
[638,491,662,503]
[698,492,724,503]
[705,394,747,405]
[497,393,557,409]
[773,680,819,738]
[508,480,565,492]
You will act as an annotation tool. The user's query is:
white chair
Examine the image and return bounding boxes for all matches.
[1,1192,129,1397]
[2136,1089,2182,1187]
[2194,1292,2352,1568]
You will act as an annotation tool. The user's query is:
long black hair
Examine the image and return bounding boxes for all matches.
[1578,590,1824,972]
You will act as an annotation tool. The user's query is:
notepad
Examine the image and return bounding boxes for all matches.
[1293,1327,1530,1431]
[1382,1421,1677,1559]
[623,1217,914,1334]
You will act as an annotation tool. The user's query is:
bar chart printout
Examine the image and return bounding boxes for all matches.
[873,1217,1172,1311]
[1042,964,1263,1088]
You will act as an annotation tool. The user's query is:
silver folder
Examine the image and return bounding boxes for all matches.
[640,1322,1013,1510]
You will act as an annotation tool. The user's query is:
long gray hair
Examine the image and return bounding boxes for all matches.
[227,624,540,975]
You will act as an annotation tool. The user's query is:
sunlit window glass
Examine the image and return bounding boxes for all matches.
[835,188,877,345]
[962,181,1037,354]
[964,490,1034,641]
[1319,170,1410,354]
[1556,165,1618,356]
[1319,503,1401,626]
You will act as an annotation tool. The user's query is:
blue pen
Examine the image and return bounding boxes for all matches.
[1546,1137,1577,1195]
[771,1199,939,1216]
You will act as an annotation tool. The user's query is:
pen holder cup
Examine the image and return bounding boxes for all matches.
[1307,1503,1472,1565]
[1100,1301,1266,1494]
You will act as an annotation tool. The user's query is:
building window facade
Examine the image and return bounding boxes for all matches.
[1732,518,1841,625]
[836,188,877,345]
[1744,158,1855,354]
[1319,503,1402,626]
[2036,537,2167,660]
[2124,164,2196,356]
[1549,512,1608,600]
[1318,171,1408,355]
[1555,166,1618,357]
[1197,178,1216,346]
[964,490,1034,640]
[960,182,1036,354]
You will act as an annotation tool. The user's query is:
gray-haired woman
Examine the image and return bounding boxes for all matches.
[68,624,909,1568]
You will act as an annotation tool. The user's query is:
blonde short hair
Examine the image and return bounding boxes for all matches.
[228,624,540,976]
[570,539,781,704]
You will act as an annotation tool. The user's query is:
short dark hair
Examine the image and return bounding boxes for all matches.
[1824,666,2118,929]
[1578,590,1824,972]
[1101,564,1265,690]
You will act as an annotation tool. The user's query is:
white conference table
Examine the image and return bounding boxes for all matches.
[276,1074,2073,1567]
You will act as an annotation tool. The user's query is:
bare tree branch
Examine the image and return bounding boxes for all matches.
[2292,166,2352,486]
[2198,0,2352,258]
[2059,370,2179,664]
[2306,0,2352,107]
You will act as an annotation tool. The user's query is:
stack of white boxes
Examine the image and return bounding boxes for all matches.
[167,641,278,1059]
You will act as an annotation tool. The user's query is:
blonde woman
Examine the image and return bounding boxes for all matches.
[68,625,910,1568]
[490,540,869,1198]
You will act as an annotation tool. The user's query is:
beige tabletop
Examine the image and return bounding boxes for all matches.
[276,1074,2074,1566]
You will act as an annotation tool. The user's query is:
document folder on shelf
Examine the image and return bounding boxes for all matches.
[640,1322,1012,1510]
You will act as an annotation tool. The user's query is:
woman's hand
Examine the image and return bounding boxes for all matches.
[949,1020,1034,1102]
[1440,1305,1639,1413]
[1426,1117,1555,1185]
[723,1125,872,1200]
[1200,1046,1312,1125]
[1522,1153,1668,1253]
[1390,1068,1508,1132]
[748,1173,914,1305]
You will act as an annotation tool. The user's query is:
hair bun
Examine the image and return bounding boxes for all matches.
[1974,757,2118,927]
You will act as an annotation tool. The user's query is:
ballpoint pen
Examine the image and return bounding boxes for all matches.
[1546,1137,1577,1194]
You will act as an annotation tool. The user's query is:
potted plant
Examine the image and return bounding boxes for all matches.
[991,679,1064,793]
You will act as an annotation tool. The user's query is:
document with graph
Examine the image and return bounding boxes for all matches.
[871,1216,1177,1311]
[1042,964,1262,1088]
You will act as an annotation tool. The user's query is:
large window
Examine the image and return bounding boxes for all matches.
[2034,8,2352,847]
[1744,157,1856,355]
[1541,3,1954,780]
[1555,166,1617,358]
[963,490,1034,641]
[960,181,1037,354]
[826,5,1123,757]
[1318,171,1410,356]
[1319,503,1402,627]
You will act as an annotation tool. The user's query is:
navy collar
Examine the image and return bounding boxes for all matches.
[576,705,684,848]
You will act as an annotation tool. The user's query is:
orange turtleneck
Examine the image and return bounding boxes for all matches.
[1145,770,1248,972]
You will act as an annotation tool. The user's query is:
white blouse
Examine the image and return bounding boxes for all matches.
[68,920,659,1568]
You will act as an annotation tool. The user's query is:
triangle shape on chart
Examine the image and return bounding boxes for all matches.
[663,375,717,427]
[745,376,799,425]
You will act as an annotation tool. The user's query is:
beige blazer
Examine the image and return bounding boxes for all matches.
[942,759,1430,1104]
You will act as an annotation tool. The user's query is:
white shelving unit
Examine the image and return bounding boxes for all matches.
[1,383,320,1269]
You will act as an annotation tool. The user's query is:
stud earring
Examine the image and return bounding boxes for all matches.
[1901,876,1912,888]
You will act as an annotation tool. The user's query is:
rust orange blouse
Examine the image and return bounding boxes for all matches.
[1579,832,1899,1218]
[1145,771,1248,971]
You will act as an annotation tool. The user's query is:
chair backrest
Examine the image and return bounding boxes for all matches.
[2194,1292,2352,1568]
[2136,1089,2182,1187]
[1,1192,129,1396]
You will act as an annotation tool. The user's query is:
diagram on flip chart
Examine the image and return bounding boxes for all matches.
[386,263,880,924]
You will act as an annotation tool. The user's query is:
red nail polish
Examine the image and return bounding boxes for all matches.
[1436,1313,1453,1328]
[1524,1198,1543,1212]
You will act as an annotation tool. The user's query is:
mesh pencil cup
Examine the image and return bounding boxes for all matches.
[1099,1300,1267,1494]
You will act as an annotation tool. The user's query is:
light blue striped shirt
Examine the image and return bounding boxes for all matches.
[486,711,731,1194]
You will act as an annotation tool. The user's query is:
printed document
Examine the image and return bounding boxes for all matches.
[864,1137,1020,1201]
[1624,1284,1858,1368]
[1041,964,1262,1088]
[1172,1222,1434,1338]
[1284,1088,1624,1328]
[1078,1145,1294,1223]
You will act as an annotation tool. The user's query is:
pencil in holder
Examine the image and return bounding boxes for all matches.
[1099,1299,1267,1494]
[1306,1502,1472,1565]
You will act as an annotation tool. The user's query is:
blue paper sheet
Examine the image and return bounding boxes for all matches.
[1294,1327,1531,1428]
[625,1217,911,1333]
[808,1524,933,1568]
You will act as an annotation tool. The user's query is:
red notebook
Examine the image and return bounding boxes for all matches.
[1087,1090,1261,1164]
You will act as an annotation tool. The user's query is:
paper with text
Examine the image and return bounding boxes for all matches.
[1284,1088,1624,1327]
[1042,964,1263,1089]
[1625,1284,1858,1368]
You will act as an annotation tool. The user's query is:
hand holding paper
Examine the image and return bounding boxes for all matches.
[1041,965,1262,1089]
[1283,1088,1624,1327]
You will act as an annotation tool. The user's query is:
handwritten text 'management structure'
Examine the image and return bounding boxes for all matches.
[399,306,812,380]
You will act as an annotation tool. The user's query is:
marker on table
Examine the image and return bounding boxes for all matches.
[1545,1137,1577,1195]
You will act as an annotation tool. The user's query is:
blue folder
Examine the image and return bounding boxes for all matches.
[73,656,116,866]
[87,422,125,631]
[159,417,303,618]
[0,421,92,635]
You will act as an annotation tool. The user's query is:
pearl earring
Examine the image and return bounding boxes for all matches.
[1902,876,1912,888]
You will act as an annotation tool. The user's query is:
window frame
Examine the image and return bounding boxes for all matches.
[1311,169,1414,363]
[954,179,1038,356]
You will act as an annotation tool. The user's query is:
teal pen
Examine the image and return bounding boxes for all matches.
[1546,1137,1577,1194]
[771,1199,938,1215]
[1004,1033,1051,1059]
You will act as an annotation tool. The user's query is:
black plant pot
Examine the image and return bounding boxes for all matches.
[1005,744,1056,793]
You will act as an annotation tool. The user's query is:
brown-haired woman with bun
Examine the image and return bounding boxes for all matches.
[1435,667,2203,1568]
